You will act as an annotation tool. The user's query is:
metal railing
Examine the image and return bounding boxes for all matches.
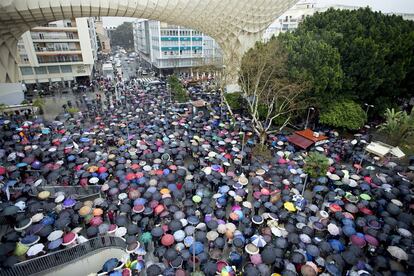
[0,236,126,276]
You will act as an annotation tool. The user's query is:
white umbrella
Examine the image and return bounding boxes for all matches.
[251,235,267,248]
[173,230,185,242]
[387,246,408,260]
[115,227,127,237]
[48,230,64,241]
[27,243,45,256]
[206,231,219,241]
[89,177,99,184]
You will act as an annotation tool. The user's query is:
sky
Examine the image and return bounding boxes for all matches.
[102,0,414,27]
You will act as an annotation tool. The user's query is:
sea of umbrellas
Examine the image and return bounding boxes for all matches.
[0,80,413,276]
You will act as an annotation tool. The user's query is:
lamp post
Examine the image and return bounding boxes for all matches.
[304,107,315,130]
[364,103,374,117]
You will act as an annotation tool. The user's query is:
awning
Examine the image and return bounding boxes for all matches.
[287,133,314,149]
[366,141,406,158]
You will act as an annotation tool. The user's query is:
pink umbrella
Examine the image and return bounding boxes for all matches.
[350,234,366,247]
[90,216,103,226]
[250,254,262,265]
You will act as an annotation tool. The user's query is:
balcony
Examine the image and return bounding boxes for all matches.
[35,49,82,55]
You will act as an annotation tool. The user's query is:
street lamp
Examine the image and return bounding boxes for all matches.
[364,103,374,117]
[304,107,315,130]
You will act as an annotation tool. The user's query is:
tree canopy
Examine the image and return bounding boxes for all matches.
[110,22,134,50]
[319,99,367,130]
[288,8,414,113]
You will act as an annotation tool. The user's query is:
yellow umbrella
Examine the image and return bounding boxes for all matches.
[284,202,296,212]
[160,188,170,195]
[79,206,92,217]
[38,191,50,200]
[88,166,99,173]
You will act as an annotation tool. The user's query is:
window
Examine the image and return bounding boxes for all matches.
[20,55,29,63]
[34,67,47,75]
[20,67,33,75]
[47,66,60,74]
[61,65,72,73]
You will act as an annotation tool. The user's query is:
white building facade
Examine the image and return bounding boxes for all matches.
[17,18,98,88]
[133,19,223,74]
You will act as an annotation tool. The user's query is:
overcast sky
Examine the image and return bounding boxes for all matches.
[103,0,414,27]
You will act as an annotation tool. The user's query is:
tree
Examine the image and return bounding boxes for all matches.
[239,39,307,144]
[379,107,414,145]
[168,75,189,103]
[110,22,134,50]
[32,98,45,115]
[294,8,414,112]
[303,152,330,179]
[280,32,343,107]
[319,99,366,130]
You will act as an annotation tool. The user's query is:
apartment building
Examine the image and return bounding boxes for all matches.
[17,18,98,88]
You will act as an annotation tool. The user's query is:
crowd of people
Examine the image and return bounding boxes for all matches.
[0,75,413,276]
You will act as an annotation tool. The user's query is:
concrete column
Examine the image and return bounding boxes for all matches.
[219,32,263,93]
[0,36,19,83]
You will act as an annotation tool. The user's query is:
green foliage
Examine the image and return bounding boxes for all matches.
[67,107,80,114]
[224,92,244,111]
[293,8,414,111]
[21,100,29,105]
[379,107,414,145]
[32,98,45,108]
[110,22,134,50]
[319,99,366,130]
[279,32,343,106]
[168,76,189,103]
[304,152,330,179]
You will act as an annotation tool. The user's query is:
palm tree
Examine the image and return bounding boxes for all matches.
[379,108,414,145]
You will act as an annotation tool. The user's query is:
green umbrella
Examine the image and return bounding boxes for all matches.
[140,232,152,244]
[191,272,205,276]
[192,195,202,203]
[14,242,29,256]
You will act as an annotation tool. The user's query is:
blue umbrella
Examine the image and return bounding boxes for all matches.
[342,225,356,237]
[48,238,62,250]
[187,216,199,225]
[79,137,90,143]
[41,216,55,225]
[328,239,345,252]
[318,176,328,184]
[31,161,42,169]
[218,185,230,194]
[21,235,39,245]
[189,241,204,255]
[102,258,118,272]
[16,162,28,168]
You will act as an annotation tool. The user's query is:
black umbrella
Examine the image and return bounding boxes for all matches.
[147,264,162,276]
[164,248,178,261]
[127,224,139,235]
[261,247,276,264]
[87,226,99,237]
[206,220,218,230]
[291,252,306,264]
[115,215,128,227]
[203,260,217,276]
[151,227,164,238]
[169,220,183,232]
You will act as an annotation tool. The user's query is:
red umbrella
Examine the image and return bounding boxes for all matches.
[130,164,140,170]
[350,234,366,247]
[161,234,174,246]
[154,204,165,215]
[63,232,76,244]
[135,172,144,179]
[90,216,103,226]
[98,167,107,173]
[0,166,6,175]
[126,173,136,181]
